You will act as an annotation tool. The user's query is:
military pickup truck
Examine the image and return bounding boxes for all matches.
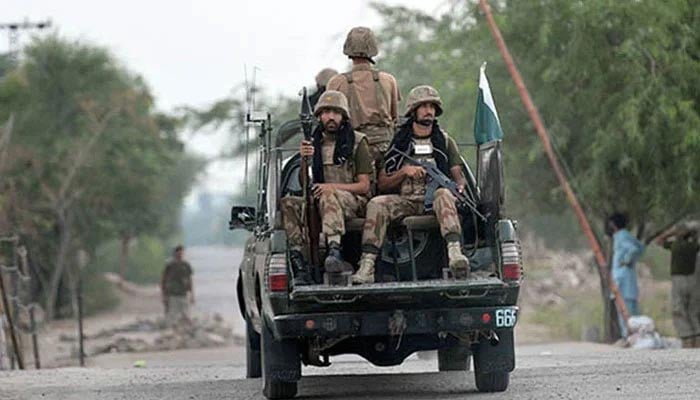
[231,113,522,399]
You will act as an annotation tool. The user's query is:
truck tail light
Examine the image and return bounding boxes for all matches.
[503,263,521,280]
[269,273,287,292]
[268,257,288,292]
[500,241,523,282]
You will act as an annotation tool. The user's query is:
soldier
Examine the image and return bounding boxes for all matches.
[160,245,194,327]
[281,90,373,284]
[657,228,700,348]
[327,26,400,166]
[353,85,470,284]
[309,67,338,109]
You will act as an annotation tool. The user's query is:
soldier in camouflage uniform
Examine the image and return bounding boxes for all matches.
[353,85,470,284]
[161,245,194,327]
[309,67,338,109]
[281,90,373,285]
[327,27,401,173]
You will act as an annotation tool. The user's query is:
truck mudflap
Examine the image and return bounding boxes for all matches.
[271,306,518,339]
[473,329,516,373]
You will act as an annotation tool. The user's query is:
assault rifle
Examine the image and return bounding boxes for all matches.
[299,87,322,270]
[392,148,486,221]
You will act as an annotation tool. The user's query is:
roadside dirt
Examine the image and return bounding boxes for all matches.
[20,245,556,370]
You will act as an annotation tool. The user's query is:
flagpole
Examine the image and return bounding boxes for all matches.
[478,0,630,331]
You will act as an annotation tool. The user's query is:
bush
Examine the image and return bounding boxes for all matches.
[528,291,604,340]
[641,245,671,281]
[80,269,119,316]
[91,235,168,284]
[527,284,674,340]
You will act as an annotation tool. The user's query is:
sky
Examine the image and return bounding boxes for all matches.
[4,0,445,197]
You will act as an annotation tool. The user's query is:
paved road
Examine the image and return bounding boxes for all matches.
[2,342,699,399]
[187,246,243,328]
[4,246,699,398]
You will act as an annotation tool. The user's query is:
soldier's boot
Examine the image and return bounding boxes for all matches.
[352,253,376,284]
[447,241,470,279]
[682,337,695,349]
[324,241,344,273]
[289,250,313,286]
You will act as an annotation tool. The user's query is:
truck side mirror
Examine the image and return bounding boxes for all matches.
[229,206,256,231]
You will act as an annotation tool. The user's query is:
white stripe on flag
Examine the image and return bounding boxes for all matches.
[479,65,501,127]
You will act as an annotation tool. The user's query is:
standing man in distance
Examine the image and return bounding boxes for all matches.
[608,213,645,338]
[353,85,470,284]
[281,90,373,285]
[327,26,400,170]
[160,245,194,327]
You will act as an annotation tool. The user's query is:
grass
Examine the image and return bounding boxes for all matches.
[525,284,674,341]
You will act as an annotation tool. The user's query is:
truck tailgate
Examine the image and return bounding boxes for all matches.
[289,277,518,310]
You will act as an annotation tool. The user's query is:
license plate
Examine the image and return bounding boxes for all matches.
[495,308,517,328]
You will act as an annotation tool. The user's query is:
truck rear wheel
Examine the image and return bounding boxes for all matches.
[438,345,471,371]
[245,315,261,378]
[474,370,509,392]
[472,329,514,392]
[261,318,300,399]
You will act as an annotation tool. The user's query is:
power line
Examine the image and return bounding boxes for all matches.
[0,18,52,64]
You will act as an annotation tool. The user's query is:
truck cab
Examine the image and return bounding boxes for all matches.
[232,116,522,399]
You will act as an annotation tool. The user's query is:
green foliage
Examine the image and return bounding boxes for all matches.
[642,245,672,281]
[79,269,120,316]
[372,0,700,236]
[528,290,605,340]
[528,283,674,340]
[91,236,167,284]
[0,35,203,317]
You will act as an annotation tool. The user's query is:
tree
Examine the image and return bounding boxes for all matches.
[0,35,203,319]
[372,0,700,340]
[372,0,700,235]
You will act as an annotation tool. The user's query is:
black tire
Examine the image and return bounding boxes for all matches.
[474,370,509,392]
[236,273,246,319]
[438,346,471,371]
[261,319,300,399]
[245,315,262,378]
[263,379,298,400]
[472,329,514,392]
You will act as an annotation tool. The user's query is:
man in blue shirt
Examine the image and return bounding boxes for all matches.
[608,213,645,337]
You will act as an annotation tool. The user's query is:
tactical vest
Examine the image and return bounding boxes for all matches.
[343,71,393,145]
[399,137,437,198]
[321,131,367,185]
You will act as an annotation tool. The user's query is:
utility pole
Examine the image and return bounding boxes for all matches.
[0,19,52,64]
[477,0,630,339]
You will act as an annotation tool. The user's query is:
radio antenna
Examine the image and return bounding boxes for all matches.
[243,65,251,198]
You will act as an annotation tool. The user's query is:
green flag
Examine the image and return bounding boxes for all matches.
[474,64,504,145]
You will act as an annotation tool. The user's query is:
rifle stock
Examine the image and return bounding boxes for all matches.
[299,88,322,269]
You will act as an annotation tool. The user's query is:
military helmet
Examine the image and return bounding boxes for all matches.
[315,68,338,87]
[404,85,443,117]
[343,27,378,61]
[314,90,350,119]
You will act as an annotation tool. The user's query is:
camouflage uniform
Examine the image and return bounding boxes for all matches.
[361,135,463,253]
[281,91,373,253]
[282,188,367,251]
[327,27,401,166]
[354,85,469,283]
